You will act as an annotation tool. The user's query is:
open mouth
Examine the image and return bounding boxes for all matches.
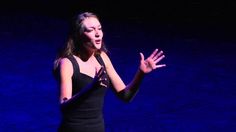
[95,40,101,44]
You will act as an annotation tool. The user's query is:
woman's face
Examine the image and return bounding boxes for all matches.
[82,17,103,50]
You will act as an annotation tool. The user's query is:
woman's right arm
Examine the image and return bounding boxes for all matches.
[58,58,104,111]
[59,58,73,104]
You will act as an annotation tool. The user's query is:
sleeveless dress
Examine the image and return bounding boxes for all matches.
[58,54,109,132]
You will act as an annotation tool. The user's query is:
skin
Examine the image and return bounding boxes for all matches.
[58,16,166,103]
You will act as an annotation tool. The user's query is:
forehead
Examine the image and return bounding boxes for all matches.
[82,17,101,28]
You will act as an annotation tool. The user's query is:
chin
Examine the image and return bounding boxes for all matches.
[95,44,102,49]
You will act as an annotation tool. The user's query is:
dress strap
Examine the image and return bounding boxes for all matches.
[95,54,106,67]
[66,55,80,89]
[95,54,110,88]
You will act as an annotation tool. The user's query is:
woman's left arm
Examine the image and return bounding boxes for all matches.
[101,49,166,102]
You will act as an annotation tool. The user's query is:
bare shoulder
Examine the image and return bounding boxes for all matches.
[100,51,112,64]
[59,58,73,70]
[60,58,72,65]
[100,51,111,60]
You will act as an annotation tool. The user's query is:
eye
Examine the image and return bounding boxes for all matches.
[85,28,93,32]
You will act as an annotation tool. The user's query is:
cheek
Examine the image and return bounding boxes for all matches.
[99,31,104,36]
[83,33,93,41]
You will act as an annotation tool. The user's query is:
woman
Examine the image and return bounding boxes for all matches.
[53,12,166,132]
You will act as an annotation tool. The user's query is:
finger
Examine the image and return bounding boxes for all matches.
[153,50,163,60]
[98,66,104,76]
[94,67,99,79]
[100,82,108,87]
[154,55,165,64]
[157,50,164,57]
[149,49,158,59]
[154,64,166,69]
[96,66,104,78]
[140,52,145,61]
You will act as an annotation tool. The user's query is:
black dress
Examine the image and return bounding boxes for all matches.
[58,54,109,132]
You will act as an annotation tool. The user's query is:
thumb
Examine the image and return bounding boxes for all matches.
[140,52,145,61]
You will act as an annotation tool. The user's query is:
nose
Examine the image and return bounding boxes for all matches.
[95,30,100,37]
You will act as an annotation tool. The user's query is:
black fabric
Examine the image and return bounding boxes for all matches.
[65,55,80,92]
[58,55,109,132]
[116,88,139,102]
[95,54,110,88]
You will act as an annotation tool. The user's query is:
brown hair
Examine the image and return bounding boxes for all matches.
[53,12,108,70]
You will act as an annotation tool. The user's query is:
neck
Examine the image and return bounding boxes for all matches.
[76,48,95,61]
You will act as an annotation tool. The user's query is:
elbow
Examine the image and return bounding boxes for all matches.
[59,98,71,112]
[60,102,67,111]
[122,98,133,103]
[119,96,132,103]
[116,90,135,103]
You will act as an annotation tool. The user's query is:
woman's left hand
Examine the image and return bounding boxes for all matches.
[139,49,166,73]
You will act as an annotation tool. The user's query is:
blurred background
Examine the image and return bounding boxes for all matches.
[0,0,236,131]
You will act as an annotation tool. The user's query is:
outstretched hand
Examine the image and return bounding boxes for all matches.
[139,49,166,73]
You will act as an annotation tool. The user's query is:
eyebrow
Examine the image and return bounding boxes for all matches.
[87,25,102,29]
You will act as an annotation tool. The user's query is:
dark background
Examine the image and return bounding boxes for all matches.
[1,0,236,131]
[1,0,236,42]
